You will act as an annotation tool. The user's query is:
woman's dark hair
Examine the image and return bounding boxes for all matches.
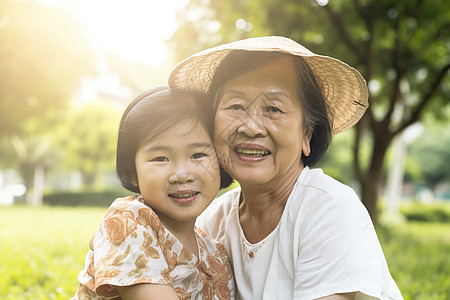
[208,51,333,167]
[116,85,233,193]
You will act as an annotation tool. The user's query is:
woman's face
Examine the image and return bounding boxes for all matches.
[214,55,311,186]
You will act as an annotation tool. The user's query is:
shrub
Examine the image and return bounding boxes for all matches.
[400,202,450,223]
[43,190,133,207]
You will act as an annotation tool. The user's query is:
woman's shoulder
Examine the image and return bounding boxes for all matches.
[291,167,367,221]
[297,167,358,200]
[202,187,240,217]
[196,187,240,241]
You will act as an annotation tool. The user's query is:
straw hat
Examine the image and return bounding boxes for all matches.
[168,36,368,134]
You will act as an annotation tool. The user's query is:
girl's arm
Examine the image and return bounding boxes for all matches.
[116,283,179,300]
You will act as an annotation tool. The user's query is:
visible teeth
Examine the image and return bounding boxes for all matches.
[237,148,270,157]
[170,193,197,198]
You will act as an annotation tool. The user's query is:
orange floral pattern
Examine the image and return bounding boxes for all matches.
[74,195,234,299]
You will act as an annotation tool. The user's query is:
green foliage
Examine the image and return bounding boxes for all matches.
[55,101,122,186]
[400,202,450,223]
[408,120,450,187]
[0,137,15,169]
[0,0,94,139]
[43,189,133,207]
[216,180,240,197]
[1,206,450,299]
[319,130,355,184]
[9,136,60,189]
[105,54,172,95]
[378,222,450,299]
[0,0,97,193]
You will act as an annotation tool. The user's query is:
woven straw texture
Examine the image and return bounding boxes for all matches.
[168,36,368,134]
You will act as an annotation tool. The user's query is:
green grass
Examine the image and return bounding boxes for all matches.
[1,206,449,299]
[0,206,105,300]
[379,222,450,300]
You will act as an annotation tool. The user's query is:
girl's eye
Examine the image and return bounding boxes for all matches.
[192,153,206,159]
[151,156,168,162]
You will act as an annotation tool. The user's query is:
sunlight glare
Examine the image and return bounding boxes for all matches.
[38,0,189,67]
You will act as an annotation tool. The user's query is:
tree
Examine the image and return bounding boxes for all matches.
[171,0,450,223]
[0,0,94,139]
[0,0,95,200]
[408,116,450,189]
[104,53,173,96]
[57,101,122,189]
[10,135,57,205]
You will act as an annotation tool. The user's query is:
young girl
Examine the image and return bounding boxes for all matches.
[74,86,235,300]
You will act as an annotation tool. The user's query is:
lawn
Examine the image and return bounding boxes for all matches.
[1,205,449,299]
[0,206,105,299]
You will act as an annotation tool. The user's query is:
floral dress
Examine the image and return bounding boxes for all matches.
[74,195,234,300]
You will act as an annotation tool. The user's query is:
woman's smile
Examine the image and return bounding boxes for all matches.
[234,143,271,160]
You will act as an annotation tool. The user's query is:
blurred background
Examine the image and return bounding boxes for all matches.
[0,0,449,299]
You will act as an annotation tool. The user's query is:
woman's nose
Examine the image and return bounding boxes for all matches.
[237,109,267,137]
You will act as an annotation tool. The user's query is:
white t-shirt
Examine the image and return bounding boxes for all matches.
[197,167,403,300]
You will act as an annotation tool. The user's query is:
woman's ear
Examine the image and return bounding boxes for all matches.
[302,130,312,157]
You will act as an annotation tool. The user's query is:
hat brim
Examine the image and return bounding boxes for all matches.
[168,36,368,135]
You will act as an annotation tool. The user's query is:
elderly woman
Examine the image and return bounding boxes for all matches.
[169,36,403,300]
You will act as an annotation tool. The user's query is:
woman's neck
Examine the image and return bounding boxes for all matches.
[238,162,304,243]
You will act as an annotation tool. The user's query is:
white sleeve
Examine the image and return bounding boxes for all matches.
[293,187,387,299]
[196,192,234,244]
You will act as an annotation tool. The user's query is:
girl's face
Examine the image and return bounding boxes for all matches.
[134,120,220,229]
[214,55,311,186]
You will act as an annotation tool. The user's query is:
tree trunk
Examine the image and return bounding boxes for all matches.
[355,124,392,225]
[29,164,44,206]
[360,172,381,224]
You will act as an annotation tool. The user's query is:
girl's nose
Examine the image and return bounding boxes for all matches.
[169,171,195,184]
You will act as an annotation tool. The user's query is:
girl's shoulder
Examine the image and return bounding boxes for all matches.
[195,227,234,283]
[195,227,226,255]
[107,194,143,212]
[102,195,162,231]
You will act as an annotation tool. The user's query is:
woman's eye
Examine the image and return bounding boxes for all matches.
[151,156,168,162]
[192,153,206,159]
[230,104,244,111]
[267,106,282,113]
